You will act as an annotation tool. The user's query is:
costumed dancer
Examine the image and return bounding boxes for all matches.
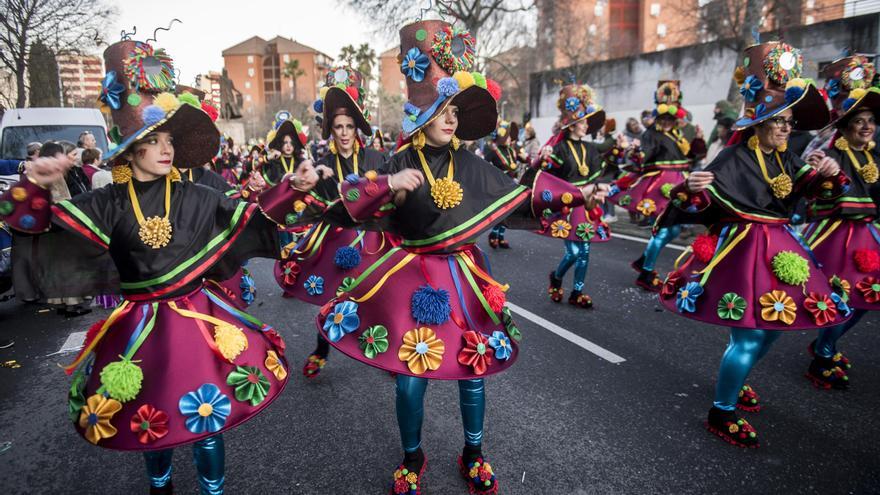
[656,40,850,447]
[260,20,607,493]
[619,81,707,291]
[537,83,613,309]
[800,55,880,388]
[0,39,296,493]
[272,66,391,378]
[484,119,528,249]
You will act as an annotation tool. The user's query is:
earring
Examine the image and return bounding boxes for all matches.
[354,139,360,154]
[329,140,337,154]
[413,131,426,150]
[451,135,460,150]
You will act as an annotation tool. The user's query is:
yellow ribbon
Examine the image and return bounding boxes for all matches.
[64,301,132,373]
[351,252,417,303]
[696,224,752,281]
[458,252,509,291]
[809,219,842,250]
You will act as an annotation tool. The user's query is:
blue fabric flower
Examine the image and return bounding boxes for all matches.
[313,99,323,114]
[488,331,512,360]
[239,270,256,306]
[564,97,580,112]
[784,85,805,104]
[826,78,841,100]
[596,226,608,240]
[585,104,596,114]
[99,71,125,110]
[404,102,421,118]
[541,190,552,202]
[401,47,430,82]
[830,293,852,317]
[842,97,857,112]
[437,77,460,98]
[676,282,703,313]
[304,275,324,296]
[142,105,166,126]
[334,246,361,270]
[345,173,360,185]
[740,75,764,102]
[323,301,360,342]
[178,383,231,434]
[410,285,451,324]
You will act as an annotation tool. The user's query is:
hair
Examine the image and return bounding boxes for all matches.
[38,141,64,157]
[836,108,876,130]
[58,140,76,155]
[81,148,101,165]
[77,131,93,147]
[26,142,41,156]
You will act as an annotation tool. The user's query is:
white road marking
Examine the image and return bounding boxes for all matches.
[507,302,626,364]
[44,331,85,357]
[612,232,687,251]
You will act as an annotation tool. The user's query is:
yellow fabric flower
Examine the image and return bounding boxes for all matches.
[398,327,445,375]
[406,472,419,484]
[265,350,288,381]
[759,290,797,325]
[636,198,657,216]
[561,192,573,205]
[214,324,249,362]
[293,200,307,213]
[469,466,479,478]
[365,170,378,181]
[153,92,180,113]
[78,394,122,445]
[550,220,571,238]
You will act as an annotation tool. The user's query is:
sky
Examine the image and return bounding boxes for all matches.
[113,0,391,85]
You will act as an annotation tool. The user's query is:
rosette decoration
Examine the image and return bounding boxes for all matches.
[430,25,476,73]
[99,71,126,110]
[401,47,430,82]
[123,42,175,93]
[398,327,445,375]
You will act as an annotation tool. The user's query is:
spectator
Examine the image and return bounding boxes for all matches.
[26,142,41,160]
[522,122,541,161]
[59,140,90,197]
[640,110,655,130]
[77,130,97,149]
[80,148,103,185]
[702,116,735,166]
[623,117,643,142]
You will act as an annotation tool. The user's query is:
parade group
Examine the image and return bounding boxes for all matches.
[1,12,877,495]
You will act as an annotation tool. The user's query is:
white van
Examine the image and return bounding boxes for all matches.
[0,107,108,160]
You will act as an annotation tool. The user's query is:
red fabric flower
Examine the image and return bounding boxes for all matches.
[486,79,502,101]
[660,271,684,300]
[393,478,409,494]
[481,284,506,313]
[130,404,169,444]
[30,197,47,210]
[457,331,493,375]
[691,234,718,263]
[803,292,838,325]
[856,276,880,303]
[616,174,635,190]
[201,101,219,121]
[853,249,880,273]
[281,261,300,286]
[264,328,286,356]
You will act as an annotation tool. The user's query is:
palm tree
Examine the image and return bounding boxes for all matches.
[282,59,306,102]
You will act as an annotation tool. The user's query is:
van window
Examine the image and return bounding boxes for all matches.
[1,125,108,160]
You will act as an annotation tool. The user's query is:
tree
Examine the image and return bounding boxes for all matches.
[282,59,305,102]
[338,43,376,84]
[0,0,116,107]
[27,39,59,106]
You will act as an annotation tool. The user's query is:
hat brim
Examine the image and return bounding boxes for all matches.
[322,87,372,139]
[107,104,219,169]
[828,90,880,129]
[561,109,606,134]
[268,120,307,151]
[403,86,498,141]
[733,84,829,131]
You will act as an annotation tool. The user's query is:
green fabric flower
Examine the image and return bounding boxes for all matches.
[68,370,87,423]
[772,251,810,286]
[717,292,747,320]
[619,195,632,206]
[660,183,675,199]
[358,325,389,359]
[542,208,553,219]
[502,307,522,342]
[576,223,595,241]
[337,276,356,297]
[226,365,271,406]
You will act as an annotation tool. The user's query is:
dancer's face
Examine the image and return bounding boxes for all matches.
[844,110,876,149]
[569,119,588,139]
[424,105,458,147]
[331,114,356,156]
[126,131,174,181]
[657,114,675,132]
[755,108,793,151]
[281,135,295,156]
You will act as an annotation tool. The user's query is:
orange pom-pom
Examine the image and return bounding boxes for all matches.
[486,79,502,101]
[691,233,718,263]
[481,284,506,313]
[346,86,359,101]
[853,249,880,273]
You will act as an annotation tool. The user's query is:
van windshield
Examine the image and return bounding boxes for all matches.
[1,125,108,160]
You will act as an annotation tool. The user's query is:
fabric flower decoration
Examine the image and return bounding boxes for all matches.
[68,370,87,423]
[660,271,685,300]
[856,276,880,303]
[576,223,594,241]
[803,292,838,326]
[226,366,271,406]
[265,350,288,381]
[457,331,493,375]
[825,78,841,100]
[398,327,445,375]
[359,325,389,359]
[401,47,430,82]
[99,71,125,110]
[323,300,360,342]
[550,220,571,238]
[759,290,797,325]
[281,261,300,286]
[717,292,747,321]
[130,404,169,445]
[830,293,852,318]
[264,329,286,356]
[336,276,356,297]
[636,198,656,216]
[740,75,764,102]
[178,383,231,434]
[239,271,256,306]
[675,282,703,313]
[304,275,324,296]
[501,307,522,342]
[487,331,512,361]
[564,96,580,112]
[78,394,122,445]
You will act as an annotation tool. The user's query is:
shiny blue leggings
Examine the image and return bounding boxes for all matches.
[714,328,781,411]
[814,309,866,358]
[490,224,507,239]
[396,376,485,453]
[555,240,590,292]
[641,225,682,271]
[143,434,225,494]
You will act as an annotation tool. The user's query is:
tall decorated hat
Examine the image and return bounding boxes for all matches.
[731,40,829,130]
[557,83,605,132]
[820,54,880,126]
[491,119,518,143]
[652,80,687,120]
[313,66,372,139]
[398,20,501,139]
[99,40,219,168]
[265,110,308,153]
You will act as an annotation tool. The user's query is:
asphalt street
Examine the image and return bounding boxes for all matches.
[0,223,877,494]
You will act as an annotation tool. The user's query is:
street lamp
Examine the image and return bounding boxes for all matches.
[500,100,508,120]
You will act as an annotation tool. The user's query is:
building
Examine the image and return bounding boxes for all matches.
[222,35,333,112]
[378,46,406,98]
[195,71,223,108]
[57,53,103,107]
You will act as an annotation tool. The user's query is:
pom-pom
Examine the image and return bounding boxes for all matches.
[437,77,460,98]
[481,284,506,313]
[486,79,502,101]
[785,78,807,90]
[842,98,857,111]
[850,88,867,100]
[99,358,143,403]
[771,250,811,286]
[657,103,669,115]
[313,99,323,114]
[472,72,487,89]
[453,71,475,90]
[346,86,359,101]
[214,324,249,362]
[201,101,219,121]
[410,285,451,325]
[334,246,362,270]
[675,108,686,119]
[853,249,880,273]
[733,66,746,86]
[660,182,675,199]
[319,87,329,99]
[142,105,166,126]
[178,92,200,108]
[127,93,142,107]
[153,92,180,113]
[691,233,718,263]
[784,85,805,104]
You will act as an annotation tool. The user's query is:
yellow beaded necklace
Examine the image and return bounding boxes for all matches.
[566,140,590,176]
[416,148,463,209]
[835,137,878,184]
[748,135,792,199]
[128,174,173,249]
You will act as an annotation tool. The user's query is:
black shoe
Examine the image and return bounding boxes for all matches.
[548,272,563,302]
[706,406,759,448]
[0,339,13,349]
[568,291,593,309]
[61,306,92,318]
[635,269,662,292]
[805,356,849,390]
[630,255,645,273]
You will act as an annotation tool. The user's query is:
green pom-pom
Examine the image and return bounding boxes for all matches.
[178,92,201,108]
[472,72,487,89]
[100,358,143,403]
[127,93,142,106]
[771,250,810,286]
[660,183,675,199]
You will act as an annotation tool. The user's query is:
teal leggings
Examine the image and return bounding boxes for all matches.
[641,225,682,271]
[555,240,590,292]
[814,309,866,358]
[714,328,781,411]
[143,434,224,494]
[396,376,485,453]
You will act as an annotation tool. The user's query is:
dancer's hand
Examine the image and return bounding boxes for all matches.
[26,154,71,187]
[290,160,319,191]
[813,155,840,177]
[389,169,423,193]
[314,164,334,178]
[686,171,714,193]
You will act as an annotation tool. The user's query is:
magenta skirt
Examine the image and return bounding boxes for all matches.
[804,218,880,310]
[66,286,289,451]
[533,204,611,243]
[618,169,688,216]
[659,222,851,330]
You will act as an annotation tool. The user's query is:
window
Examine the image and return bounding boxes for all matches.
[244,81,251,89]
[247,55,254,64]
[657,43,667,51]
[283,54,290,63]
[650,3,661,16]
[657,23,667,37]
[805,15,815,24]
[244,94,252,102]
[247,68,254,77]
